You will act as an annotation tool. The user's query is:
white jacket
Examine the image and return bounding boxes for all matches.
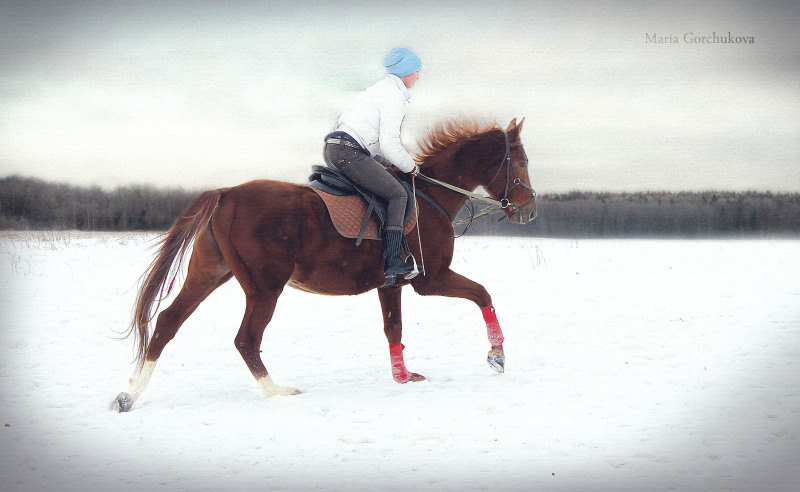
[334,74,416,173]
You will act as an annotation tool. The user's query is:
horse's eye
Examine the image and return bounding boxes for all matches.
[519,160,528,168]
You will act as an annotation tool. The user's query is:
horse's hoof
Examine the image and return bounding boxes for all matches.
[393,372,426,383]
[265,386,301,397]
[113,392,133,412]
[488,347,505,373]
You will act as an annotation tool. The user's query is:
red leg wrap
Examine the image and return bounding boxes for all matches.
[389,342,412,383]
[481,304,504,347]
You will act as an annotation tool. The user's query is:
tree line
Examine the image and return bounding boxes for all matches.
[462,190,800,237]
[0,175,198,231]
[2,175,799,237]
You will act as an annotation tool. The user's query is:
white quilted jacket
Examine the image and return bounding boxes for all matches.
[334,74,416,173]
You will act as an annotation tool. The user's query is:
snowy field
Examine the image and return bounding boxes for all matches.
[1,231,799,490]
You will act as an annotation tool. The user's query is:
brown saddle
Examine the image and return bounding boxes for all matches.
[310,187,417,242]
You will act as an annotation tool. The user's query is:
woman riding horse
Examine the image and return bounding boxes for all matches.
[113,116,535,411]
[323,46,422,282]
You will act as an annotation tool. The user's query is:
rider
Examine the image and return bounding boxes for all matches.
[323,46,422,281]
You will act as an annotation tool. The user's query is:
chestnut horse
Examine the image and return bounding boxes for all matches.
[113,117,535,411]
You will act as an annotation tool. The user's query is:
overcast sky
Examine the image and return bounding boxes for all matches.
[1,1,798,193]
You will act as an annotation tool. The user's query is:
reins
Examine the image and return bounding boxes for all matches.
[411,176,425,276]
[416,173,506,226]
[416,173,506,210]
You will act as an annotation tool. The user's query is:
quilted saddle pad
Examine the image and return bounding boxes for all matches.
[310,187,417,241]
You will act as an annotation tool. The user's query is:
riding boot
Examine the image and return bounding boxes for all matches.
[382,228,413,279]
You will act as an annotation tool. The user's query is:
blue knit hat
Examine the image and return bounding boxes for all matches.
[381,46,422,77]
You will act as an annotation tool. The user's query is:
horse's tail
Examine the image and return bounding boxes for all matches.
[125,189,223,371]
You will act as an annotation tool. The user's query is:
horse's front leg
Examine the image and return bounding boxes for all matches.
[377,286,426,383]
[411,268,505,373]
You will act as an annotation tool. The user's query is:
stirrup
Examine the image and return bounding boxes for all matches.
[404,254,420,280]
[381,262,419,289]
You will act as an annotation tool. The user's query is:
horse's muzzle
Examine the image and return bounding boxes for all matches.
[507,195,537,224]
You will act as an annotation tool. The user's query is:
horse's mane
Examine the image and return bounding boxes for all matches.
[415,117,502,165]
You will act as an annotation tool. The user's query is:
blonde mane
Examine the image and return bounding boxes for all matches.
[415,117,502,165]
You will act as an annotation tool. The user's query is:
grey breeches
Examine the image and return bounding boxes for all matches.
[323,143,408,231]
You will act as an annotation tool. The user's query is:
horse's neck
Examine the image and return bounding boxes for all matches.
[418,159,479,220]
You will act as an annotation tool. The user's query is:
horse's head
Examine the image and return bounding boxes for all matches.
[416,117,537,224]
[480,118,537,224]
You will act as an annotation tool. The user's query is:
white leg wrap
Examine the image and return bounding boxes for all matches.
[255,375,300,398]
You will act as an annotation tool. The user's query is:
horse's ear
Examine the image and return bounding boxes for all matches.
[506,117,524,140]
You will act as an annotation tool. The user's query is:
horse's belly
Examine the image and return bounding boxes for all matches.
[287,263,383,296]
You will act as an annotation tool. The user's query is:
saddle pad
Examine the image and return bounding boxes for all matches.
[310,187,417,241]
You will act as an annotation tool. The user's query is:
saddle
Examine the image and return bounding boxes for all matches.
[309,165,417,245]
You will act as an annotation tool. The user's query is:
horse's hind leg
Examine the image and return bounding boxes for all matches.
[115,230,231,411]
[235,291,300,397]
[210,197,301,399]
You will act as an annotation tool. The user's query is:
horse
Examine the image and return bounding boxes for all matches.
[113,117,536,412]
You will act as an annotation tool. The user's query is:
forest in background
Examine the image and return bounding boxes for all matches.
[2,175,799,237]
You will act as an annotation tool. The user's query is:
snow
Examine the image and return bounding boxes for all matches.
[1,231,799,489]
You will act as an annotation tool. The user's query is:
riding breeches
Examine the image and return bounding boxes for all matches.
[323,142,408,231]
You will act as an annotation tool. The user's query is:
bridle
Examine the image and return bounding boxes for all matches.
[416,130,537,225]
[486,130,537,218]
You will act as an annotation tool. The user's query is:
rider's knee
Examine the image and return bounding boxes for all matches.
[390,186,407,202]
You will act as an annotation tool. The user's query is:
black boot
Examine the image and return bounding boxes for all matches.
[382,228,414,280]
